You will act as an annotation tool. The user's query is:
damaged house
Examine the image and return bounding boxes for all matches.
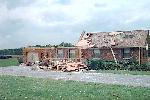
[76,30,149,64]
[23,30,149,64]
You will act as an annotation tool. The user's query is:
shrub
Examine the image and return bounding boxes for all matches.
[87,59,150,71]
[87,60,120,70]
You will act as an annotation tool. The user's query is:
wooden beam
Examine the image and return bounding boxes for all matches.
[110,47,117,64]
[139,47,141,65]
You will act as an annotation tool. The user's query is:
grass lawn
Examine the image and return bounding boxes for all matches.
[0,75,150,100]
[0,58,19,67]
[95,70,150,75]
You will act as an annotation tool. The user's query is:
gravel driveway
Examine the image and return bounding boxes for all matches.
[0,66,150,87]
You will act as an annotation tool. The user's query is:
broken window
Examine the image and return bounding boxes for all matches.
[69,50,75,58]
[93,49,100,58]
[123,48,130,58]
[57,49,64,58]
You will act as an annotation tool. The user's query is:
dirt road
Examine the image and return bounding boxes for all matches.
[0,66,150,87]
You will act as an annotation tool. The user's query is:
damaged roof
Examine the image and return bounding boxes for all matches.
[76,30,149,48]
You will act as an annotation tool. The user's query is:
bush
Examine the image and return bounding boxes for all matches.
[141,62,150,71]
[87,60,120,70]
[87,59,150,71]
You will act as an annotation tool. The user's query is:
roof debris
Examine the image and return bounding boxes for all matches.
[76,30,148,48]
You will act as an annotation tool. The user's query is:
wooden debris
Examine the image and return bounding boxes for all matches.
[27,59,88,72]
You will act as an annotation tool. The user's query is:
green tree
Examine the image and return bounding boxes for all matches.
[59,42,74,47]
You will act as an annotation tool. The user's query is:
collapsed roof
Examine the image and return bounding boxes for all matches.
[76,30,149,48]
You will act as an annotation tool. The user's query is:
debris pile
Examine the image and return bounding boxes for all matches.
[25,60,88,72]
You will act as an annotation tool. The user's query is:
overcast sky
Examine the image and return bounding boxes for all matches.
[0,0,150,49]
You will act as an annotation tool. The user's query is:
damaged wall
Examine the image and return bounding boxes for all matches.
[23,47,80,63]
[23,47,148,64]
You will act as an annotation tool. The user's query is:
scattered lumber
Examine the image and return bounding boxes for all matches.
[25,59,88,72]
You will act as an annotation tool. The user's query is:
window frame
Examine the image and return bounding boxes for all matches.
[69,49,76,58]
[123,48,130,58]
[92,49,100,58]
[57,49,64,58]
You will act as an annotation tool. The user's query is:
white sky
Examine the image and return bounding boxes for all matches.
[0,0,150,49]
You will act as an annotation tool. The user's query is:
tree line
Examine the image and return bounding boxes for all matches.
[0,48,23,55]
[0,42,74,55]
[31,42,74,48]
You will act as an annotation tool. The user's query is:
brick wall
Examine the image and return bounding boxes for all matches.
[23,47,148,64]
[81,47,148,63]
[100,48,122,61]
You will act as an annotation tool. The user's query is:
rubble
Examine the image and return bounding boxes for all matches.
[84,30,148,48]
[25,59,88,72]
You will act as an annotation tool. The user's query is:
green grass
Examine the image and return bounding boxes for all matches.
[0,75,150,100]
[0,58,19,67]
[95,70,150,75]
